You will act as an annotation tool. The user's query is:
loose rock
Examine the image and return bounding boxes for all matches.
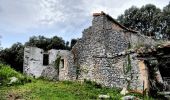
[98,94,110,99]
[8,77,18,84]
[120,87,129,95]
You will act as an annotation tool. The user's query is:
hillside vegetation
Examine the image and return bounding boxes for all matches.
[0,64,32,85]
[0,64,122,100]
[0,64,154,100]
[1,80,123,100]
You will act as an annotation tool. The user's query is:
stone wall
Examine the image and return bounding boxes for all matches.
[24,12,155,91]
[23,47,45,78]
[72,13,153,91]
[23,47,76,80]
[129,32,156,48]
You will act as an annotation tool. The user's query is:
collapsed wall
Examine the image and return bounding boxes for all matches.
[23,47,76,80]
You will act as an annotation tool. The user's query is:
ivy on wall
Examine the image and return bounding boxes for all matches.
[54,54,61,76]
[123,54,132,74]
[123,54,132,90]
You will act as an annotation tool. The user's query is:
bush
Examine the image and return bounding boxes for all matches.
[0,64,21,76]
[0,64,32,86]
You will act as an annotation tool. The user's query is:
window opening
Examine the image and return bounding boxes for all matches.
[43,54,49,65]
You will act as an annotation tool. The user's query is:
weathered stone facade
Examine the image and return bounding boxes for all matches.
[23,47,76,81]
[72,12,155,91]
[24,12,157,92]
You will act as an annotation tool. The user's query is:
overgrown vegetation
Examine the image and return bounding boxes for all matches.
[54,54,61,70]
[0,63,155,100]
[0,42,24,72]
[1,2,170,100]
[54,54,61,79]
[25,36,69,51]
[123,54,132,74]
[123,54,132,90]
[76,65,80,79]
[0,79,122,100]
[0,64,32,86]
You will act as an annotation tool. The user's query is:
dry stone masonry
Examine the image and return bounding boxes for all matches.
[24,12,158,92]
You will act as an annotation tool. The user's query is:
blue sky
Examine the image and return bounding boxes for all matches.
[0,0,169,48]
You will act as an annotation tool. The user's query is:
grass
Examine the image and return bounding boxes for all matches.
[0,64,32,86]
[0,64,23,79]
[0,64,154,100]
[0,80,122,100]
[0,64,122,99]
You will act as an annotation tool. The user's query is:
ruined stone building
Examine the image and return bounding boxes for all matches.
[24,48,76,80]
[24,12,169,92]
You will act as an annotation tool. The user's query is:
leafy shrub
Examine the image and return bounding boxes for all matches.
[0,63,32,86]
[0,64,22,78]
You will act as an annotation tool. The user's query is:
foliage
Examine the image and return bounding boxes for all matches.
[123,54,132,90]
[54,54,61,79]
[0,35,76,72]
[0,64,32,86]
[161,2,170,39]
[0,79,122,100]
[0,35,2,51]
[0,42,24,72]
[123,54,132,74]
[70,39,77,49]
[118,6,140,30]
[25,35,68,51]
[65,41,70,50]
[54,54,61,70]
[75,65,80,79]
[0,64,22,80]
[117,3,170,39]
[0,64,153,100]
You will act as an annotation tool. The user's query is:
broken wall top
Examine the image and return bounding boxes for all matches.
[93,11,138,33]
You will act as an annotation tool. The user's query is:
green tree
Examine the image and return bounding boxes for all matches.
[70,39,77,49]
[117,4,162,38]
[25,35,67,51]
[25,36,50,51]
[47,36,66,50]
[65,41,70,50]
[118,6,140,30]
[139,4,161,36]
[0,42,24,71]
[0,35,2,51]
[162,2,170,39]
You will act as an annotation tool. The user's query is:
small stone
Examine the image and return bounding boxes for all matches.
[121,95,136,100]
[121,51,125,55]
[98,94,110,99]
[8,77,18,84]
[126,77,131,81]
[120,87,129,95]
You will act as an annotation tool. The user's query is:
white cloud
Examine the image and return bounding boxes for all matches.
[0,0,42,33]
[0,0,169,32]
[0,0,169,48]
